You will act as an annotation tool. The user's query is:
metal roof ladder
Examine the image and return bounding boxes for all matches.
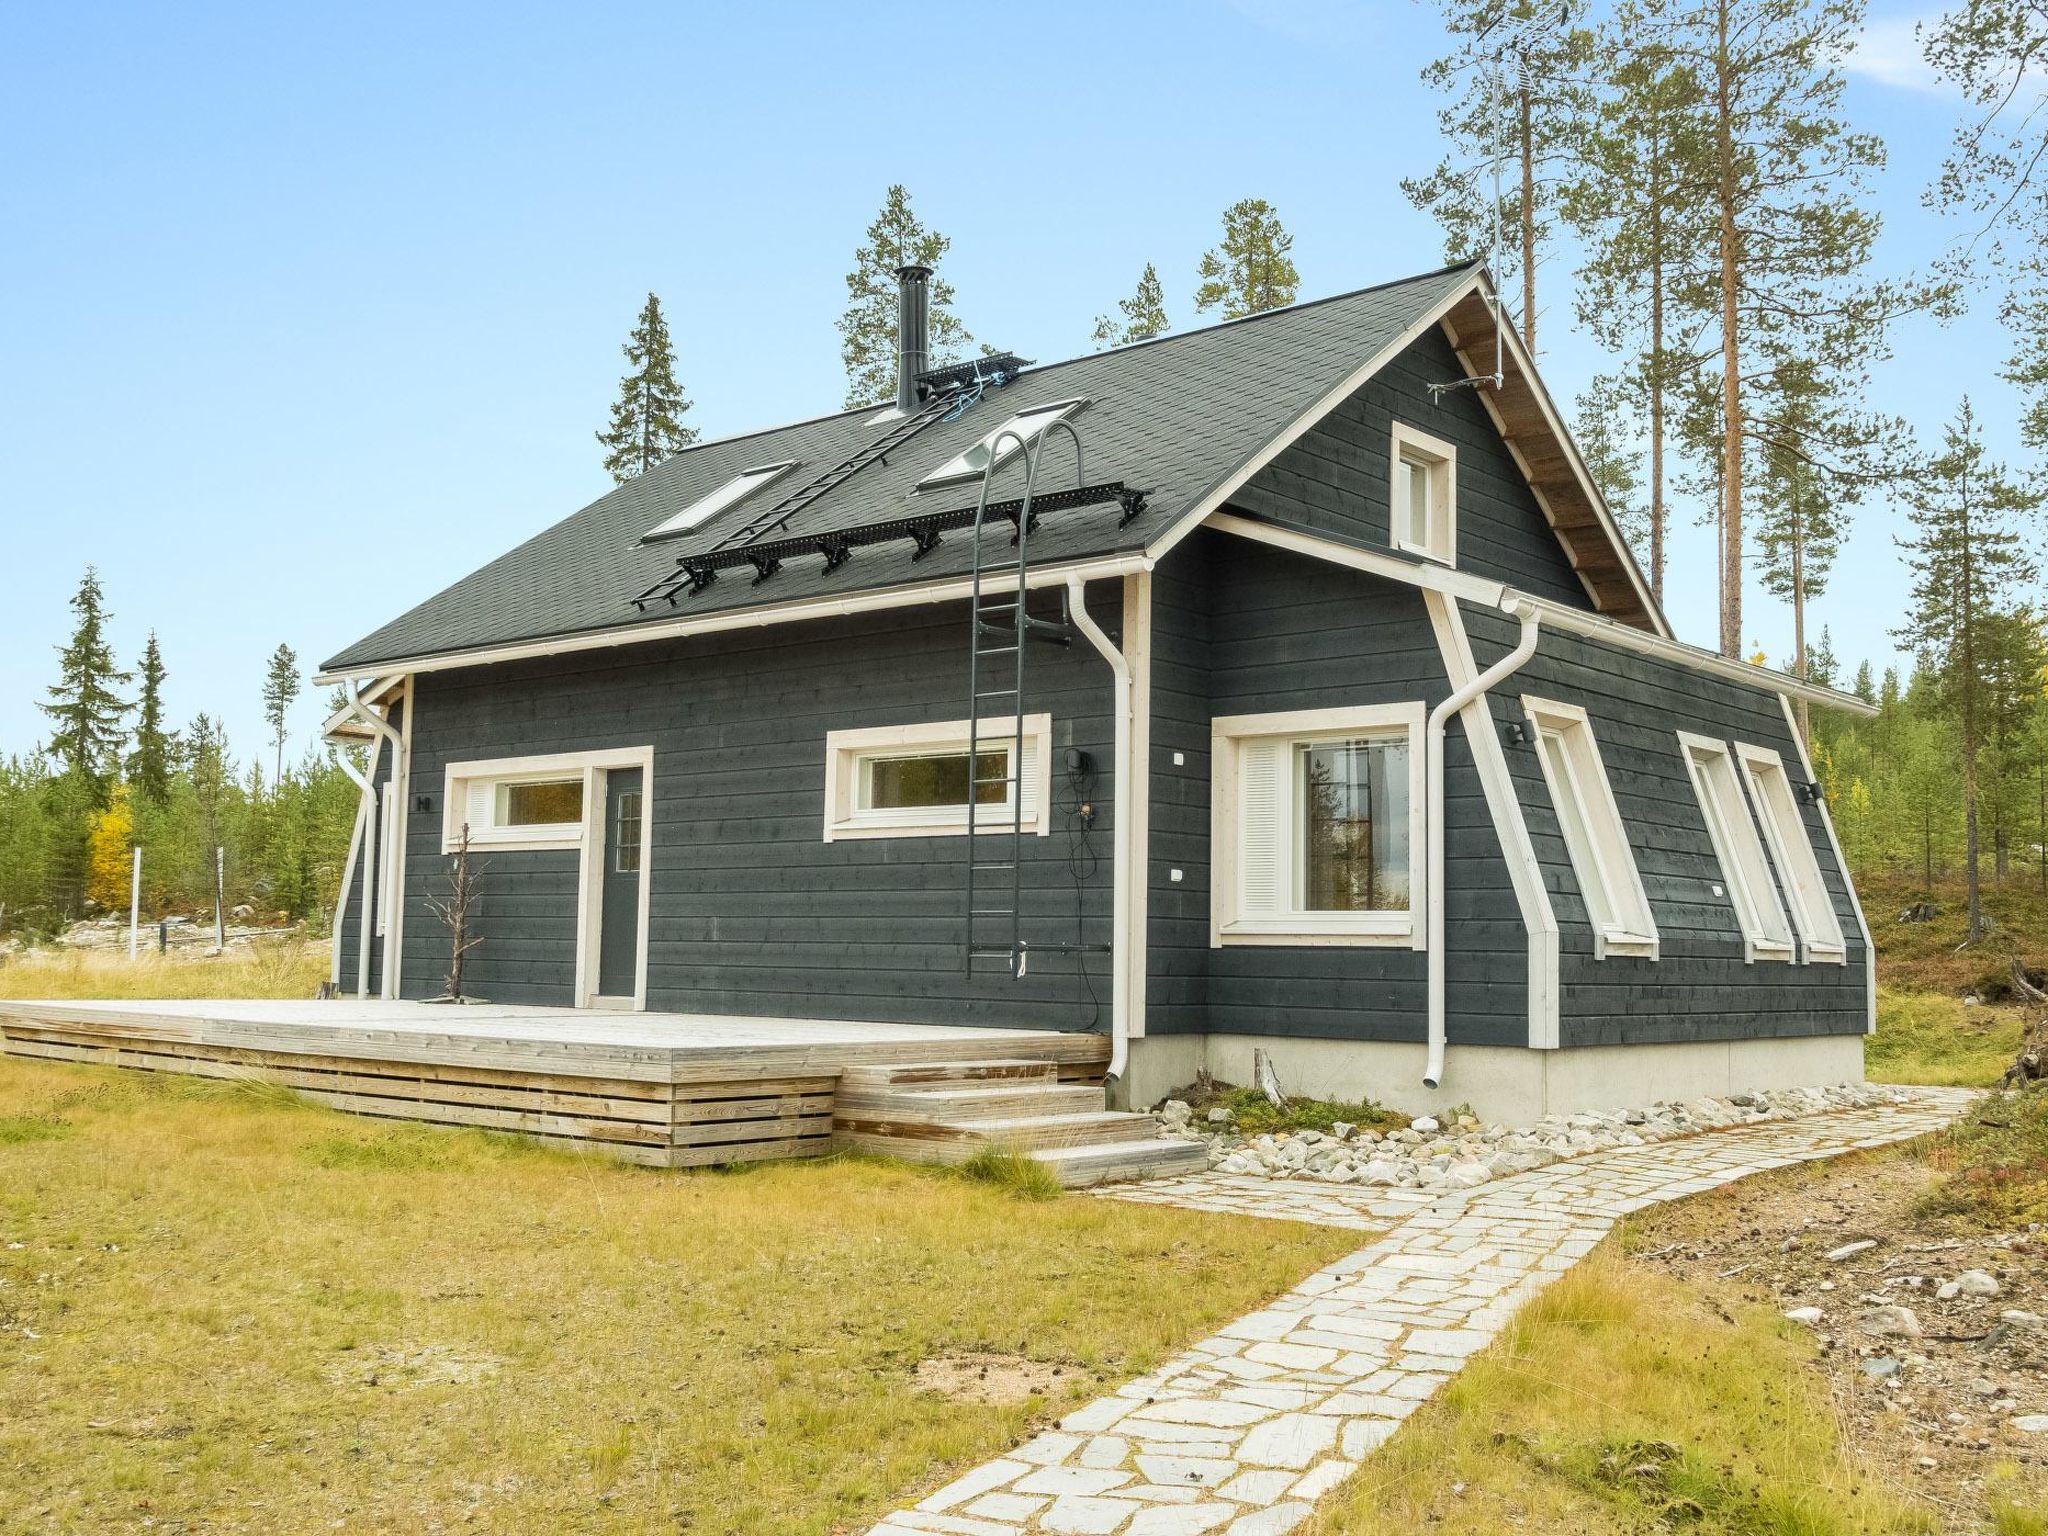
[962,420,1108,979]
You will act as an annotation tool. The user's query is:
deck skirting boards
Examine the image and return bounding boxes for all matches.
[0,1001,1111,1169]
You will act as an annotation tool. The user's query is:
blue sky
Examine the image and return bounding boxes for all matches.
[0,1,2009,762]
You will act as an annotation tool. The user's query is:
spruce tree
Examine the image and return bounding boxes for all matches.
[40,567,131,803]
[126,632,176,808]
[1406,0,1598,352]
[262,643,300,785]
[596,294,698,484]
[837,186,973,409]
[1092,264,1170,348]
[1893,399,2043,940]
[1193,200,1300,319]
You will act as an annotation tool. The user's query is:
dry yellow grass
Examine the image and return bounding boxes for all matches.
[0,1055,1357,1533]
[0,939,330,1000]
[1309,1245,1940,1536]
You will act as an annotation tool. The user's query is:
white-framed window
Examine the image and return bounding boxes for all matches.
[917,400,1086,489]
[823,716,1052,841]
[1677,732,1795,962]
[1390,421,1456,566]
[641,461,798,542]
[1523,698,1659,959]
[1735,743,1847,963]
[442,748,650,853]
[1210,703,1425,947]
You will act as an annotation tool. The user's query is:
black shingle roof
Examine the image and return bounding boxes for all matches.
[322,262,1483,674]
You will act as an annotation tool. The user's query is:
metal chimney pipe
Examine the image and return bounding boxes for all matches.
[896,263,932,412]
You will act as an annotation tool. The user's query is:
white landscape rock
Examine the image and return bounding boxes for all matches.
[1159,1082,1906,1196]
[1936,1269,2001,1300]
[1826,1239,1879,1262]
[1783,1307,1827,1327]
[1859,1305,1923,1339]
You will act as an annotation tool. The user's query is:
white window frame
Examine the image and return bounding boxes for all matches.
[917,400,1087,489]
[641,461,798,542]
[439,746,655,1010]
[1210,702,1426,949]
[1735,742,1847,963]
[1676,731,1795,963]
[822,716,1052,841]
[1523,698,1659,960]
[1389,421,1457,567]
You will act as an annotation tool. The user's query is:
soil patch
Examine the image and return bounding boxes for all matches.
[1628,1149,2046,1522]
[912,1353,1074,1405]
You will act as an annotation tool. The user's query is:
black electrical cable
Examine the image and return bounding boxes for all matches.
[1057,758,1103,1032]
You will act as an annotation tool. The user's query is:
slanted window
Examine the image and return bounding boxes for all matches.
[823,716,1051,840]
[641,461,797,542]
[1736,743,1846,962]
[1390,421,1456,565]
[1677,732,1794,962]
[1524,698,1658,959]
[917,400,1086,489]
[1211,704,1425,947]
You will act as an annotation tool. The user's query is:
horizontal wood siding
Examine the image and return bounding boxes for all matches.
[1230,327,1594,609]
[1461,603,1868,1046]
[1145,532,1525,1048]
[388,588,1122,1028]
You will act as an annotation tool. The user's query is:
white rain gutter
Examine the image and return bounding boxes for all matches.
[1425,593,1541,1091]
[1066,574,1134,1089]
[339,679,403,999]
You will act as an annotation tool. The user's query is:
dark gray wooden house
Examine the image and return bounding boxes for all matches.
[319,261,1876,1122]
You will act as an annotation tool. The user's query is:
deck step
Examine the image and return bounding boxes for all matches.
[837,1058,1060,1089]
[1031,1137,1212,1188]
[836,1081,1106,1122]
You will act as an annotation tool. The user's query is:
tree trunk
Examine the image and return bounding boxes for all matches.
[1714,0,1744,659]
[2039,760,2045,896]
[1649,206,1667,602]
[1520,77,1537,353]
[1792,487,1809,745]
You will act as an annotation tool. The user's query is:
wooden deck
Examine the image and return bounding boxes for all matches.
[0,999,1109,1168]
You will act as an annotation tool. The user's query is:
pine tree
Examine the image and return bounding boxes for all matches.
[1572,381,1650,567]
[1893,399,2043,940]
[1193,200,1300,319]
[126,632,176,807]
[1564,12,1716,598]
[837,186,973,409]
[40,567,131,803]
[1925,1,2048,446]
[1406,0,1598,352]
[1092,264,1171,349]
[596,294,698,483]
[1654,0,1918,657]
[262,644,300,786]
[187,712,231,861]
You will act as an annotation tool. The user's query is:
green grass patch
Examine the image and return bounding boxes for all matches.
[955,1145,1066,1201]
[1866,987,2028,1088]
[1217,1086,1406,1136]
[1916,1088,2048,1230]
[0,1054,1355,1532]
[1309,1245,1939,1536]
[0,1111,71,1145]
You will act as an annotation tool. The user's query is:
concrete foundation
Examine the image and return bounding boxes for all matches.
[1124,1032,1867,1126]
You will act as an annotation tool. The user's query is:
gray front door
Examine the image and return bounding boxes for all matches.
[598,768,643,999]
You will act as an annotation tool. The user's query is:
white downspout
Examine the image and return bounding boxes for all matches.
[1425,595,1541,1090]
[1066,575,1133,1089]
[340,680,403,1000]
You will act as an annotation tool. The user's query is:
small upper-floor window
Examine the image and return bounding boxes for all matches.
[1735,743,1846,962]
[641,461,798,542]
[1525,697,1658,959]
[1211,703,1425,947]
[918,400,1086,489]
[1390,421,1456,566]
[1678,732,1794,962]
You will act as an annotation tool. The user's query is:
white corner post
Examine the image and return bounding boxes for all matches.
[1425,594,1541,1091]
[1067,574,1134,1088]
[128,846,141,959]
[338,678,403,999]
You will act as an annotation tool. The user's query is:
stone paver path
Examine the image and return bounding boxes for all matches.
[866,1086,1975,1536]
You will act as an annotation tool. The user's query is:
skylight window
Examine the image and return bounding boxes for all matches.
[642,461,797,543]
[917,400,1086,489]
